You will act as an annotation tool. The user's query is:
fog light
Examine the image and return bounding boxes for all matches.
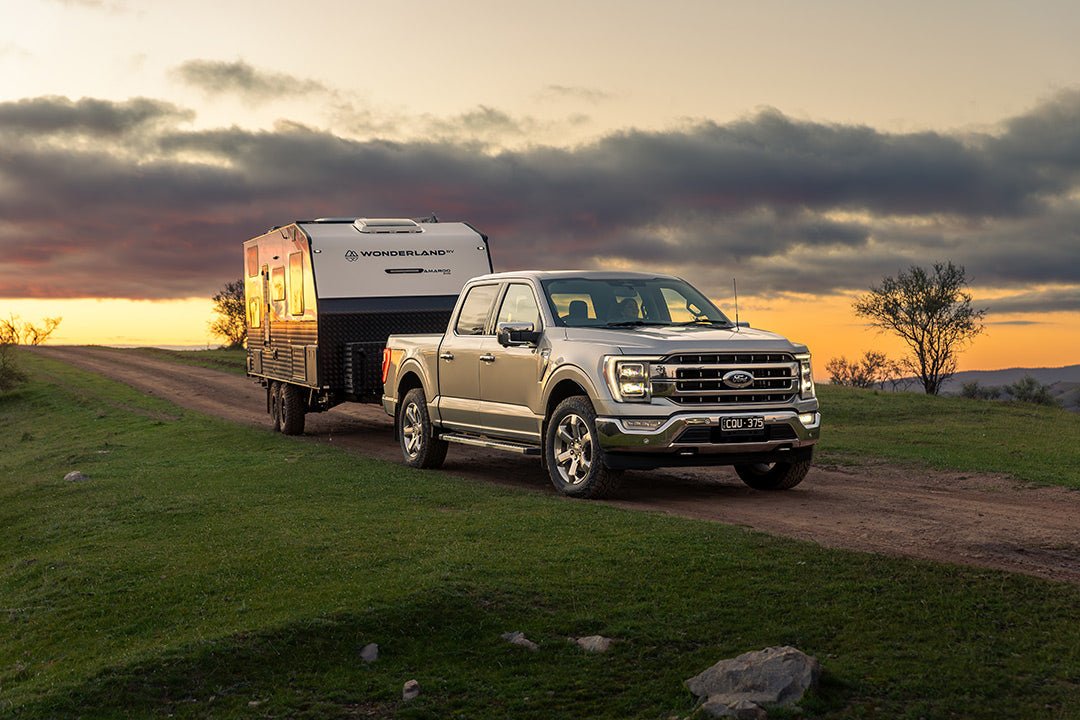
[624,418,664,430]
[798,412,817,426]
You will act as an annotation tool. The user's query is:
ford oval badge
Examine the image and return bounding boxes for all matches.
[722,370,755,389]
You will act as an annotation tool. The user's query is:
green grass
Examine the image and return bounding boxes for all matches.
[818,384,1080,489]
[2,352,1079,719]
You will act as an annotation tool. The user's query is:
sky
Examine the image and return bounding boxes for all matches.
[2,0,1079,374]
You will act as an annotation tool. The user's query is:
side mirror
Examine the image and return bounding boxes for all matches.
[497,321,541,347]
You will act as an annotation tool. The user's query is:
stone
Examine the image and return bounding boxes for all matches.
[402,679,420,701]
[574,635,613,653]
[64,471,89,482]
[360,642,378,663]
[501,631,539,651]
[700,696,768,719]
[686,646,820,714]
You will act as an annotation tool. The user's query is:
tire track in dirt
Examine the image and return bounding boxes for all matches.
[34,346,1080,584]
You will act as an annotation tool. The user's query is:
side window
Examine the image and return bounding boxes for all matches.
[288,253,304,316]
[495,284,541,329]
[455,284,499,336]
[271,266,285,302]
[246,279,262,328]
[245,246,259,277]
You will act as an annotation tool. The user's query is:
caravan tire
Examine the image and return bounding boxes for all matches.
[278,383,306,436]
[269,382,282,432]
[399,388,448,469]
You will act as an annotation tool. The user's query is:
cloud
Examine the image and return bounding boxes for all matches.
[984,288,1080,314]
[2,90,1080,305]
[0,96,192,139]
[541,84,612,103]
[172,59,328,102]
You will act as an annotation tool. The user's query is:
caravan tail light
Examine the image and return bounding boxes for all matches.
[381,347,392,384]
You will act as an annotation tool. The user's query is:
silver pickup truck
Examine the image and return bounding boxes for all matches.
[382,270,819,498]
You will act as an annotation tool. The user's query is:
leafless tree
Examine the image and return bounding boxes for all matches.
[0,315,62,345]
[853,262,986,395]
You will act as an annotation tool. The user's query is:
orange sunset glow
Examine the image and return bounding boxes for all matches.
[2,1,1079,375]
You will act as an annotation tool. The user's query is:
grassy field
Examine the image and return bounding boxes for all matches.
[821,384,1080,489]
[1,351,1079,719]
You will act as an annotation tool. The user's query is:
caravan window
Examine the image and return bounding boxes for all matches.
[288,253,304,316]
[246,246,259,277]
[271,266,285,302]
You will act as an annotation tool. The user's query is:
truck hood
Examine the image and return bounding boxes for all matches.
[560,325,809,355]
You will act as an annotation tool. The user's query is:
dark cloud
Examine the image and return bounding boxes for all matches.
[2,90,1080,305]
[0,96,192,138]
[172,60,328,101]
[984,288,1080,314]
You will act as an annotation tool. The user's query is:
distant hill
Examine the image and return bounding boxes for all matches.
[941,365,1080,412]
[942,364,1080,389]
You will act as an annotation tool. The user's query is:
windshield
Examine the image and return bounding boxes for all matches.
[542,277,732,328]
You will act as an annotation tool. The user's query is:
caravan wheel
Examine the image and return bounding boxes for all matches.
[279,383,306,435]
[269,381,282,432]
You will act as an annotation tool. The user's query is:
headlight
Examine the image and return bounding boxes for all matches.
[603,357,658,402]
[798,355,816,399]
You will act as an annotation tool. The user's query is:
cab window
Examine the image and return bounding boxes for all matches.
[455,284,499,335]
[495,284,541,329]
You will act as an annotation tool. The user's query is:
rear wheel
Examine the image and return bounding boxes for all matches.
[278,383,306,435]
[399,388,448,469]
[269,381,282,432]
[544,396,623,499]
[734,458,811,490]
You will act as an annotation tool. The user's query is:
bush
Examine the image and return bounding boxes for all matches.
[1005,376,1057,406]
[0,344,28,392]
[960,381,1001,400]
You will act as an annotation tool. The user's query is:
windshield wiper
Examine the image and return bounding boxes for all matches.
[674,319,734,328]
[602,320,670,328]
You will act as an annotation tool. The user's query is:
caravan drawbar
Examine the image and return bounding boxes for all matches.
[243,217,493,434]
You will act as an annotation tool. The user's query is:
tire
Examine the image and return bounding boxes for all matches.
[269,381,282,433]
[734,458,811,490]
[399,388,448,469]
[544,396,623,499]
[278,382,306,436]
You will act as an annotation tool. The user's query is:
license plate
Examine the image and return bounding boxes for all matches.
[720,416,765,432]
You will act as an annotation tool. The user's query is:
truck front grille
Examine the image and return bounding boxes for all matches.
[654,352,798,406]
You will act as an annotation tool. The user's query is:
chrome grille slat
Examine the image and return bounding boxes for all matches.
[657,352,797,406]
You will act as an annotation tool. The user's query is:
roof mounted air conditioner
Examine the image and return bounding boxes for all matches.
[354,218,423,234]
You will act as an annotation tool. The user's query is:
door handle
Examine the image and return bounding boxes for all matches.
[479,354,496,363]
[439,352,454,361]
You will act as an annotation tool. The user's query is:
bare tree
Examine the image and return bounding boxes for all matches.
[853,262,985,395]
[0,315,62,345]
[210,279,246,349]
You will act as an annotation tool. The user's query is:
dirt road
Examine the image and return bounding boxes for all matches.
[35,346,1080,584]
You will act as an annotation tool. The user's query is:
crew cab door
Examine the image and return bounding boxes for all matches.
[435,283,499,431]
[477,282,546,441]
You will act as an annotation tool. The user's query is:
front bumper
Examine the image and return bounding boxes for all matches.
[595,410,820,455]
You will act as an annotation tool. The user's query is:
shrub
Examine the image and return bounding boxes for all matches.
[0,344,28,392]
[1005,376,1057,406]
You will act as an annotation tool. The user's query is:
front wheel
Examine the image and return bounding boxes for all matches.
[399,388,448,469]
[544,396,623,499]
[734,457,811,490]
